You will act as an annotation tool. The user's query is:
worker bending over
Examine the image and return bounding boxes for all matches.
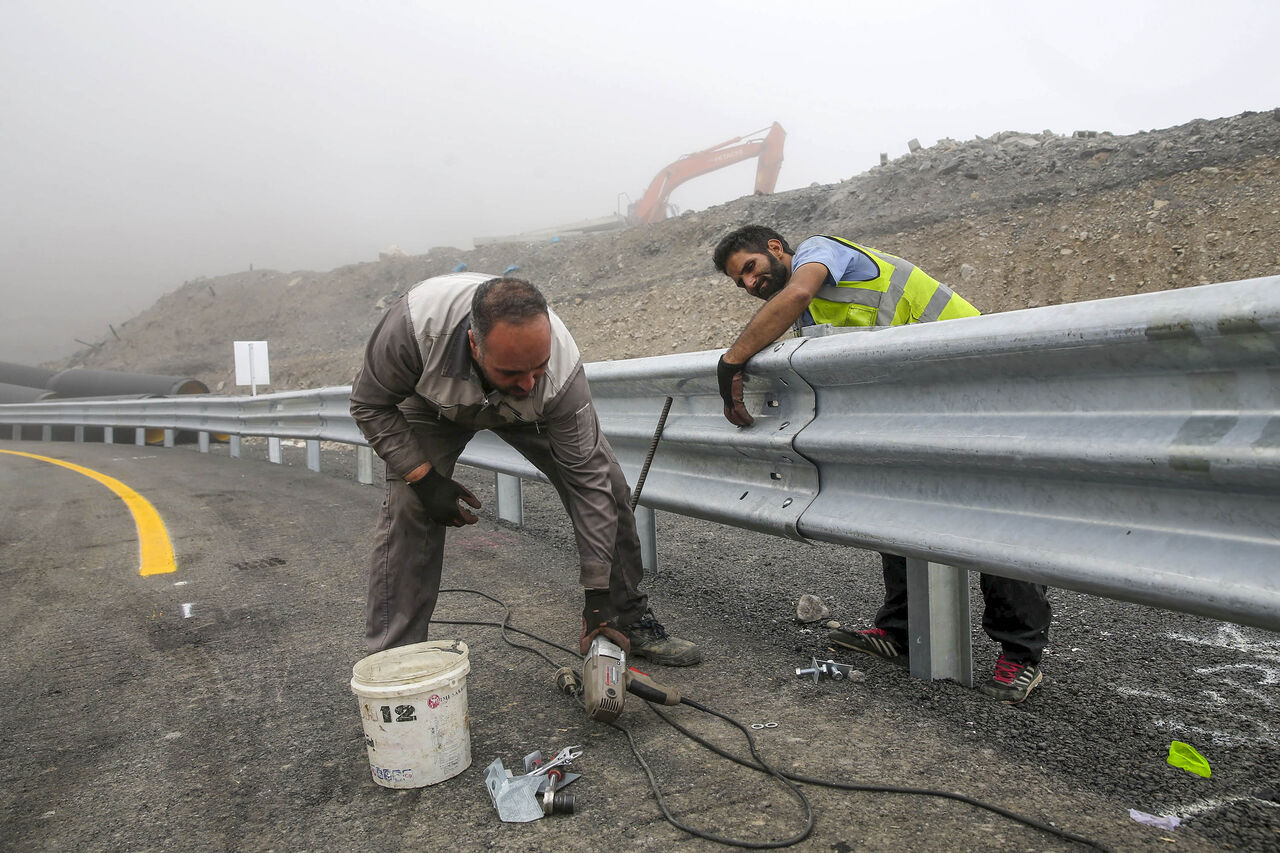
[350,274,701,666]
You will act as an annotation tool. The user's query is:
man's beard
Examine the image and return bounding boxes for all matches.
[755,254,791,300]
[478,365,533,399]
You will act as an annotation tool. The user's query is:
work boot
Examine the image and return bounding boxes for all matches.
[827,627,908,667]
[980,655,1043,703]
[622,610,702,667]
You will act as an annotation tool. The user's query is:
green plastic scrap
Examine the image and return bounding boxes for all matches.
[1167,741,1212,778]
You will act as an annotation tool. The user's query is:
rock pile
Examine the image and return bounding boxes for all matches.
[58,110,1280,391]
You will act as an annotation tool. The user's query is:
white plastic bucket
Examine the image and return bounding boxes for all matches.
[350,640,472,788]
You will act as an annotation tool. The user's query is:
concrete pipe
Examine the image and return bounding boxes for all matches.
[0,382,56,404]
[46,368,209,398]
[0,361,57,390]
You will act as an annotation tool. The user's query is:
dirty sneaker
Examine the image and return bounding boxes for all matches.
[827,627,908,667]
[980,655,1043,703]
[622,610,702,667]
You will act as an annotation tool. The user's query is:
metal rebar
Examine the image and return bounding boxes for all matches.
[630,396,673,511]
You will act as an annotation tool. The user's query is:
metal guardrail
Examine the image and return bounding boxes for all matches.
[3,277,1278,644]
[0,387,364,444]
[791,276,1280,633]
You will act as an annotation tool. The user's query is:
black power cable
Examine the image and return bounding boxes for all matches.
[603,695,816,849]
[649,703,1113,852]
[429,590,1112,851]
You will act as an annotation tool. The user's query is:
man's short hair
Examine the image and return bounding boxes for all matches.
[712,225,794,273]
[471,277,548,346]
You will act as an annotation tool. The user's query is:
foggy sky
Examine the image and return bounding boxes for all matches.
[3,0,1278,364]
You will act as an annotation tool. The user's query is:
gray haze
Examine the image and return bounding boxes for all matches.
[3,0,1278,364]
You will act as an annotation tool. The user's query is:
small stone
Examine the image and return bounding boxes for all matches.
[824,620,841,630]
[796,594,830,623]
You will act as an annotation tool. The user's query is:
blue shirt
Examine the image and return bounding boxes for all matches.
[789,236,879,328]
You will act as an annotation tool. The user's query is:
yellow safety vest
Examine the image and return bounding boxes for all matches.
[806,236,980,327]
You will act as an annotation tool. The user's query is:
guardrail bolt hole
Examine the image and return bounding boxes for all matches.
[739,491,749,500]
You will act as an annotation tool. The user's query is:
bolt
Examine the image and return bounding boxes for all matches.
[795,666,821,683]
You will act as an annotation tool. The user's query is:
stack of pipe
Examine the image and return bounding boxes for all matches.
[0,361,211,443]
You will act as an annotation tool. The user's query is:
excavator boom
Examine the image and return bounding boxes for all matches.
[628,122,786,225]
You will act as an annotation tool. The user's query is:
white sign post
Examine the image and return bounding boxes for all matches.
[234,341,271,396]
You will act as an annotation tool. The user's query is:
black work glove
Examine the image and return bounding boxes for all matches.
[580,588,630,655]
[408,468,481,527]
[582,588,617,627]
[716,354,754,427]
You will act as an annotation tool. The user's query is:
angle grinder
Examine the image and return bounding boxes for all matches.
[559,635,681,722]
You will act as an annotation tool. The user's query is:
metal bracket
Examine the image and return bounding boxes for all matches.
[795,656,863,683]
[483,747,582,823]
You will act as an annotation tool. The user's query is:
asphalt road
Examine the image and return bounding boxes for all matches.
[1,439,1276,852]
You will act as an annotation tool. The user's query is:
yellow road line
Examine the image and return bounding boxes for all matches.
[0,449,177,576]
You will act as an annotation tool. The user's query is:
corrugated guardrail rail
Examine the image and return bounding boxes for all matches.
[3,276,1278,634]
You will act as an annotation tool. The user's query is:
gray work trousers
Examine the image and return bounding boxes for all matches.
[365,408,648,653]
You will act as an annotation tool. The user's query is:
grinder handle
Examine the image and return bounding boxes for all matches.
[626,668,681,706]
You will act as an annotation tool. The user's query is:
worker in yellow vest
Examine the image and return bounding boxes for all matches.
[712,225,1050,703]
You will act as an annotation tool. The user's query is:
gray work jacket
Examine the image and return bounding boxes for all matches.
[349,273,627,578]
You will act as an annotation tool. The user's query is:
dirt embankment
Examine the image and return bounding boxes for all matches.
[62,109,1280,389]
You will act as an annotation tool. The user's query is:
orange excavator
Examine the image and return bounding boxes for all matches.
[626,122,786,225]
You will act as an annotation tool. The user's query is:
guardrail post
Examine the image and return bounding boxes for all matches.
[135,428,146,446]
[163,429,176,448]
[495,473,523,525]
[357,446,374,485]
[268,437,282,464]
[230,435,242,458]
[74,426,84,443]
[635,505,658,574]
[306,439,321,472]
[198,432,210,453]
[905,558,973,687]
[41,425,52,442]
[103,426,114,444]
[10,425,18,440]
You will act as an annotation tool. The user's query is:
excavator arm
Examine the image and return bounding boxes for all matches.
[628,122,786,225]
